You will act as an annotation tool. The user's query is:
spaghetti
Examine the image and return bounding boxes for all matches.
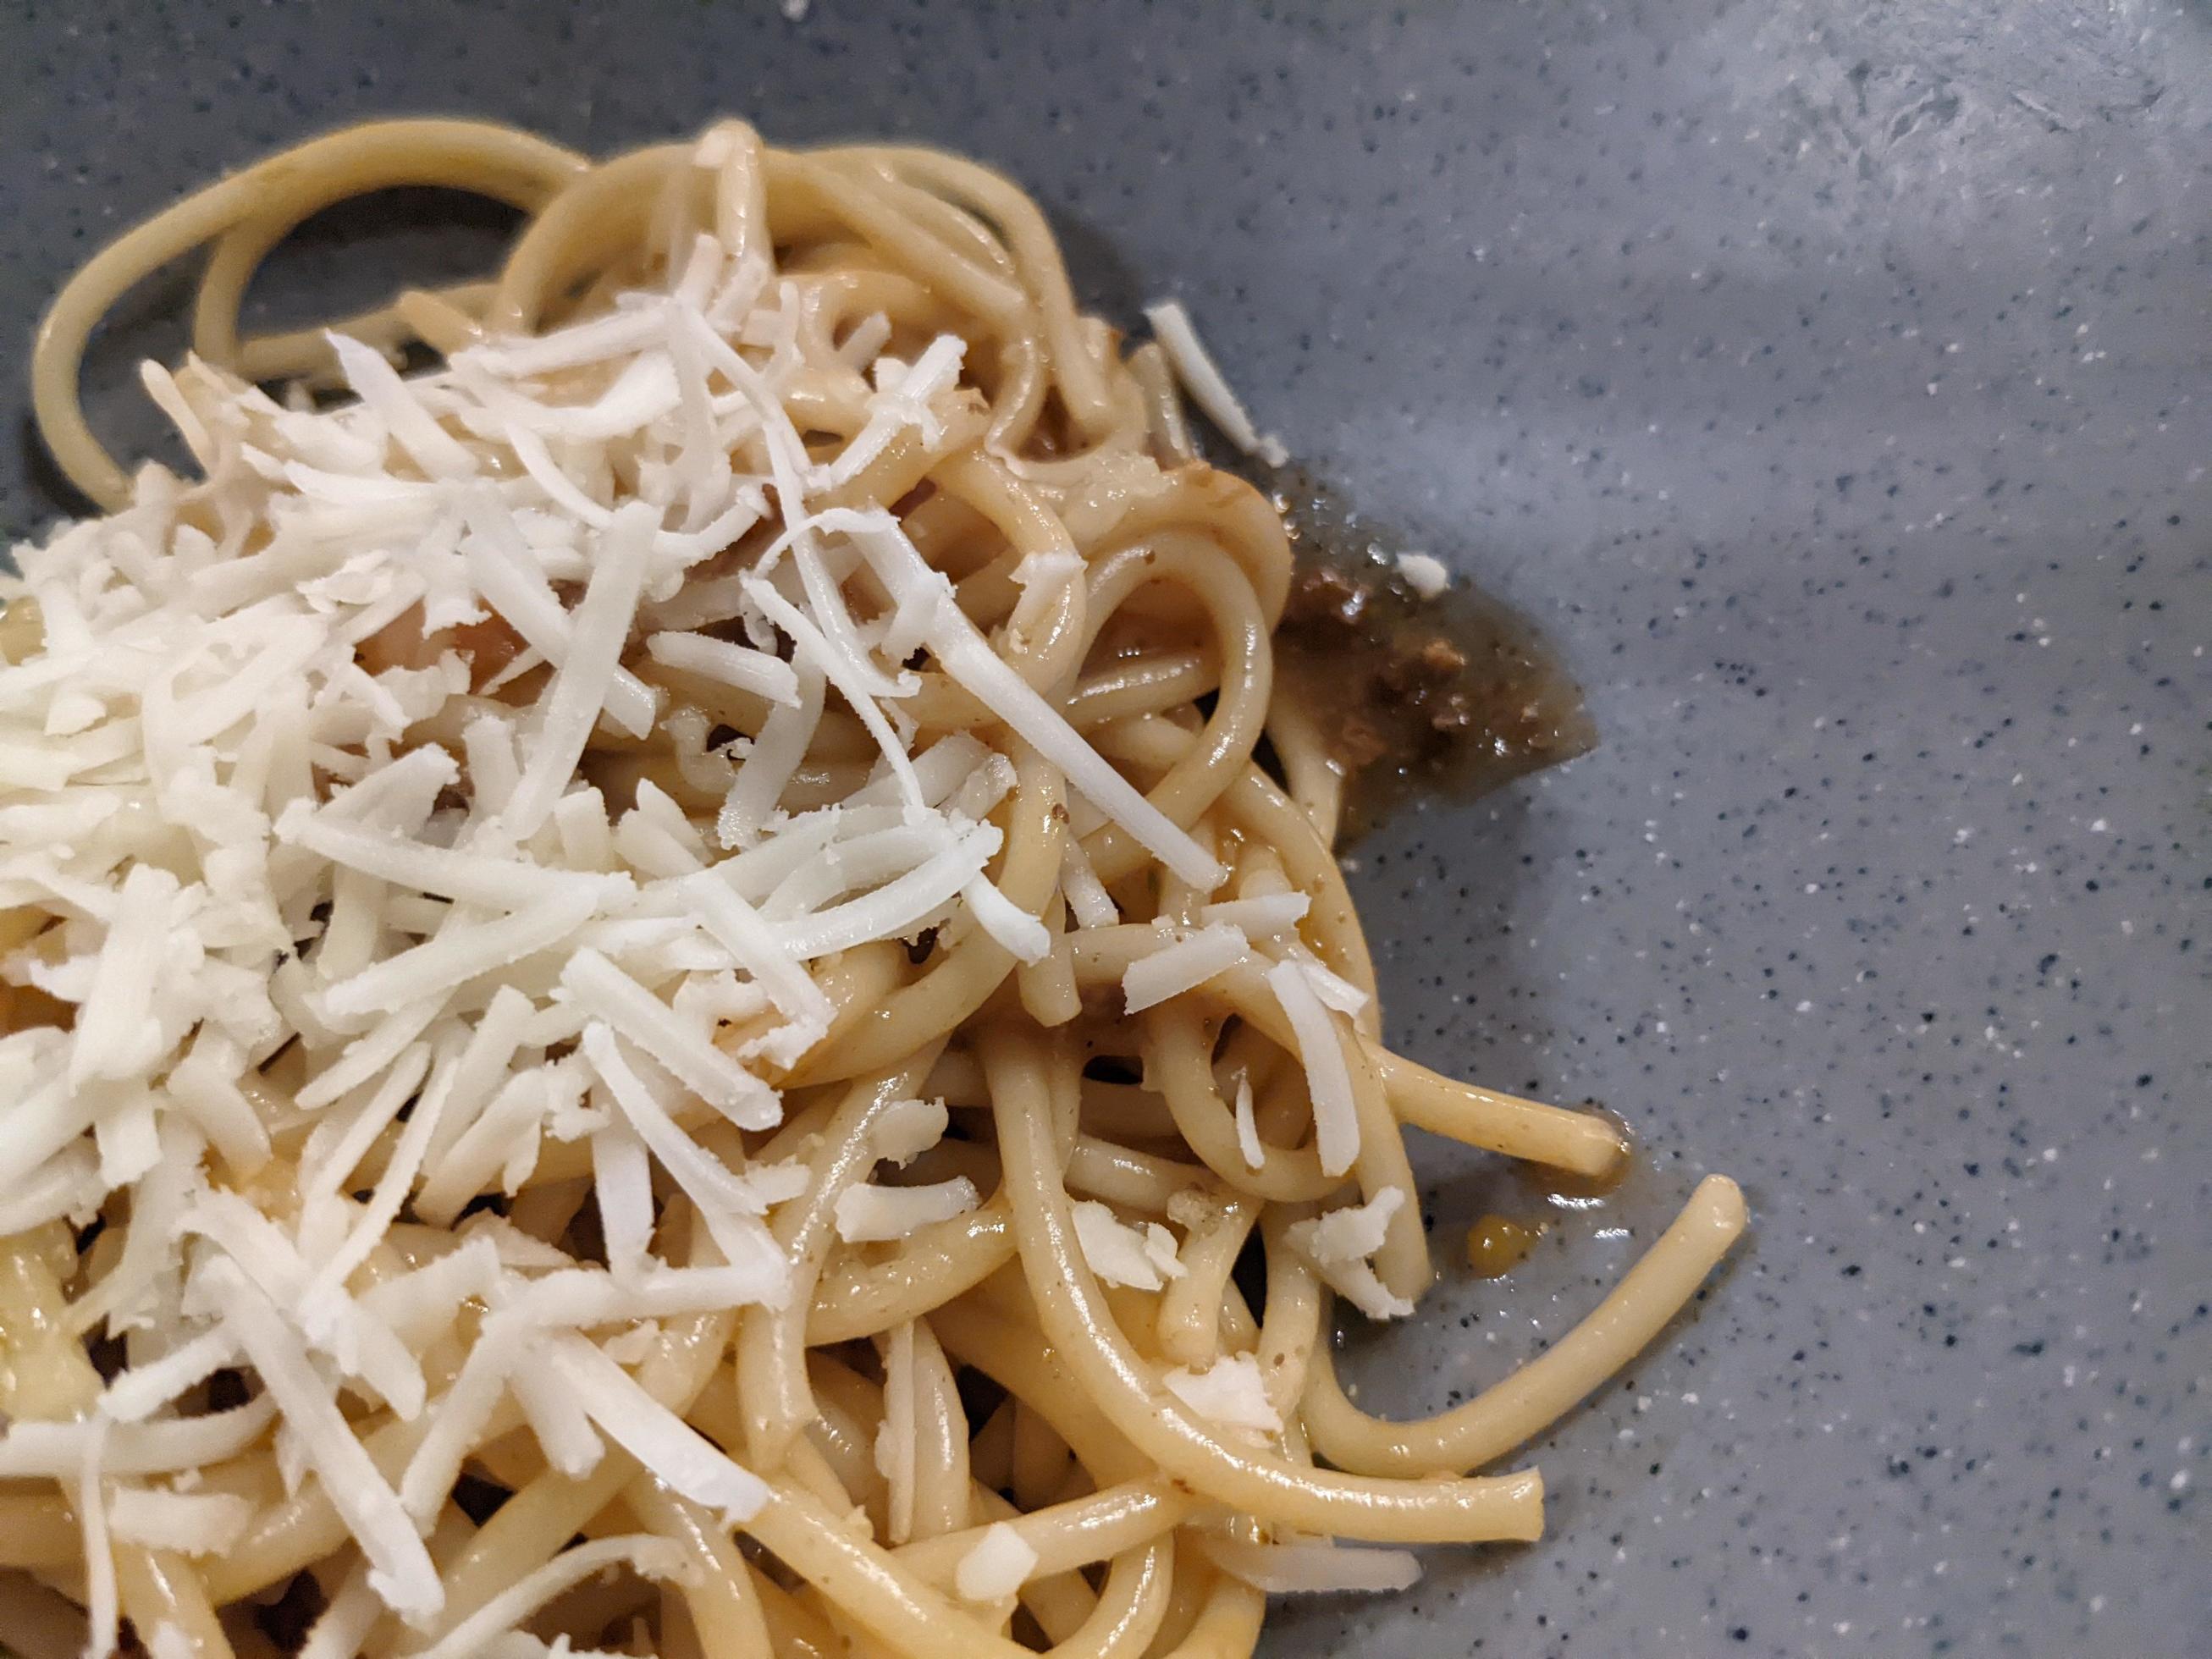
[0,118,1744,1658]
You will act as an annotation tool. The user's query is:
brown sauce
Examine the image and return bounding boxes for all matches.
[1465,1214,1545,1279]
[1268,471,1595,837]
[1457,1112,1645,1282]
[1517,1105,1640,1204]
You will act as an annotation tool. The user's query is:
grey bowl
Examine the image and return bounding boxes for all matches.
[2,3,2205,1655]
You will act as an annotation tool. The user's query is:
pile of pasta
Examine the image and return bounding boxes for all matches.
[0,119,1743,1659]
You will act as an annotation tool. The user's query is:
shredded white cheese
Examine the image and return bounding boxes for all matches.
[1265,959,1360,1178]
[1393,551,1450,599]
[646,627,802,708]
[871,1095,950,1166]
[1161,1353,1282,1434]
[1202,1536,1423,1595]
[79,1419,118,1659]
[1283,1186,1415,1320]
[1144,299,1289,467]
[0,1400,279,1480]
[955,1521,1040,1602]
[103,1485,256,1555]
[1059,837,1119,929]
[1123,923,1249,1013]
[834,1177,981,1243]
[1233,1073,1266,1171]
[1071,1199,1187,1291]
[545,1333,770,1521]
[200,1264,442,1618]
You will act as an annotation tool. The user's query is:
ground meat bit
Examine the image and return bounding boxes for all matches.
[1272,504,1594,836]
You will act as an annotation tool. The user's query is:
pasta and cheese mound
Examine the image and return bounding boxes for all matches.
[0,119,1744,1659]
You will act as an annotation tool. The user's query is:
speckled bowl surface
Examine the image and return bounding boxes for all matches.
[2,3,2204,1653]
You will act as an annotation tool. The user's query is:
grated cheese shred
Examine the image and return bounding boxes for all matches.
[1265,959,1361,1178]
[1143,299,1290,467]
[1071,1199,1187,1292]
[835,1177,981,1243]
[1124,923,1250,1013]
[1202,1536,1423,1595]
[955,1521,1040,1602]
[1161,1353,1283,1434]
[1283,1187,1415,1321]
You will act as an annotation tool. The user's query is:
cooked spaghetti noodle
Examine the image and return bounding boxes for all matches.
[0,118,1744,1658]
